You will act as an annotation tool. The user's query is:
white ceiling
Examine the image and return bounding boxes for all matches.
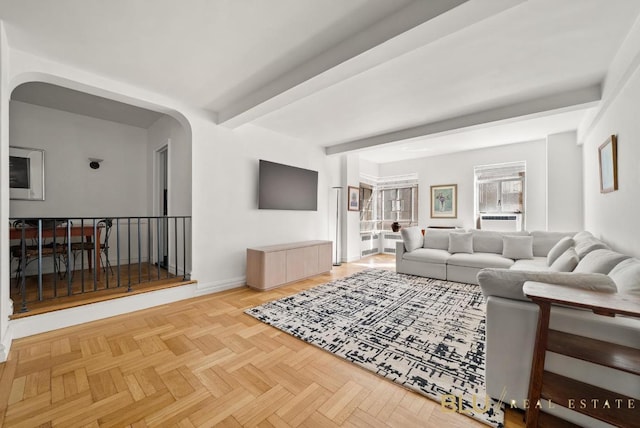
[1,0,639,163]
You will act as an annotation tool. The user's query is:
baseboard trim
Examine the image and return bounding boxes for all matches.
[195,276,246,296]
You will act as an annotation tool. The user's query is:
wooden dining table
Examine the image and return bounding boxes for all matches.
[10,224,103,280]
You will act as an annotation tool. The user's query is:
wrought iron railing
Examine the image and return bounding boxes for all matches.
[8,216,191,313]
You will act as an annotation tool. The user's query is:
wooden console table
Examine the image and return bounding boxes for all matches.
[246,240,332,290]
[524,282,640,428]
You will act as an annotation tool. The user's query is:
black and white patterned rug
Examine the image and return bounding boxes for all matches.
[245,269,504,427]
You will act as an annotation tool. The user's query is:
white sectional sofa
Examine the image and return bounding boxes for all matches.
[396,226,640,427]
[395,227,575,284]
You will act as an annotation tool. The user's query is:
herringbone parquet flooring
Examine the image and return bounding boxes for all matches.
[0,254,525,427]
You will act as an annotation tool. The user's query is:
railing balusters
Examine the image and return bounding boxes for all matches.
[8,216,191,312]
[116,218,121,288]
[20,221,27,312]
[81,218,85,293]
[127,218,132,292]
[52,219,58,294]
[174,217,178,277]
[156,218,161,281]
[37,219,43,301]
[93,219,98,292]
[104,219,109,290]
[147,219,151,282]
[67,220,72,296]
[182,217,187,280]
[137,217,142,287]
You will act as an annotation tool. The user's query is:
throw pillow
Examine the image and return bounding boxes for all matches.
[477,268,617,302]
[423,229,451,250]
[549,247,579,272]
[546,237,575,266]
[448,232,473,254]
[575,237,609,259]
[502,235,533,260]
[608,258,640,294]
[400,226,424,252]
[574,249,630,275]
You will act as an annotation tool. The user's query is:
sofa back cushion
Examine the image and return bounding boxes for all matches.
[448,232,473,254]
[575,238,611,259]
[502,235,534,260]
[469,229,528,254]
[423,229,451,250]
[530,231,575,257]
[574,249,629,274]
[469,230,503,254]
[549,247,579,272]
[608,258,640,294]
[400,226,424,252]
[546,237,575,266]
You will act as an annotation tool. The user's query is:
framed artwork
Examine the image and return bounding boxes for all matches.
[9,146,45,201]
[598,135,618,193]
[431,184,457,218]
[347,186,360,211]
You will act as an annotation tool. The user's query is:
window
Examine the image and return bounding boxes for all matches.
[359,175,418,232]
[475,162,525,228]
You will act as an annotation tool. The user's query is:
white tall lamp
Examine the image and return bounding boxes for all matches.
[332,186,343,266]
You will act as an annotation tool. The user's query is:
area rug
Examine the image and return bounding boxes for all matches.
[245,269,505,427]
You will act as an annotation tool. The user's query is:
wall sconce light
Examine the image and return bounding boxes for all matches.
[89,158,103,169]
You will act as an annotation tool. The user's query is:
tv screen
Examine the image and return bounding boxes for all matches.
[259,160,318,210]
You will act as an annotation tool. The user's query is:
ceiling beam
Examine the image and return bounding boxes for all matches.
[217,0,525,128]
[325,84,602,155]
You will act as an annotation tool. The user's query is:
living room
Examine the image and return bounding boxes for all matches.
[0,1,639,427]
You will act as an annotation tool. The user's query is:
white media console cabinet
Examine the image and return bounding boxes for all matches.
[246,240,333,290]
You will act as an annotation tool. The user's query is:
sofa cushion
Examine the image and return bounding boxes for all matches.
[470,230,504,254]
[502,235,534,260]
[575,237,610,259]
[400,226,423,252]
[510,257,549,272]
[469,229,529,254]
[546,237,575,266]
[574,249,629,274]
[423,229,451,250]
[549,247,579,272]
[531,231,575,257]
[573,230,594,241]
[477,269,618,302]
[403,248,451,264]
[448,252,514,269]
[608,258,640,294]
[448,232,473,254]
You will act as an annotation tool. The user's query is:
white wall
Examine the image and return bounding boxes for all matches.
[379,140,548,231]
[147,115,191,217]
[9,100,148,217]
[0,21,11,361]
[581,66,640,258]
[190,120,338,289]
[547,131,583,232]
[341,154,361,262]
[147,115,192,274]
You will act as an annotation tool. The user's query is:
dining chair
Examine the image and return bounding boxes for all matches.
[69,218,114,275]
[10,219,68,288]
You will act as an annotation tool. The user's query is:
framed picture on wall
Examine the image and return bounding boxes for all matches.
[347,186,360,211]
[598,135,618,193]
[9,146,45,201]
[431,184,457,218]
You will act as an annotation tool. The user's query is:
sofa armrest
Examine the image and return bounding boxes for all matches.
[477,269,617,302]
[396,241,406,266]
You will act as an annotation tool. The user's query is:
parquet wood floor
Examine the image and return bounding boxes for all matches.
[0,254,525,427]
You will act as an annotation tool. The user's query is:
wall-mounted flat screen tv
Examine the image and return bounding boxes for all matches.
[259,160,318,211]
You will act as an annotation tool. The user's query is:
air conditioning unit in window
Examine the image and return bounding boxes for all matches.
[480,213,522,231]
